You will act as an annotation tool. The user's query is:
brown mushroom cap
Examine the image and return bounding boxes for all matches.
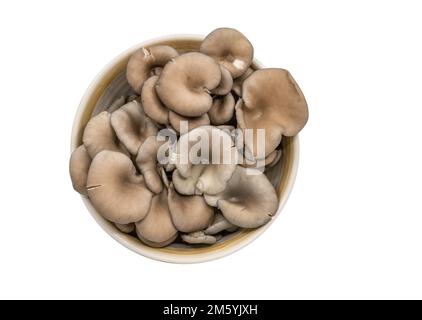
[135,135,168,194]
[87,151,153,224]
[141,75,169,125]
[172,166,204,195]
[114,223,135,234]
[137,232,178,248]
[168,110,210,134]
[173,126,239,195]
[204,166,278,228]
[200,28,254,78]
[236,68,308,158]
[135,188,178,246]
[155,52,221,117]
[83,111,125,158]
[241,148,282,169]
[205,213,237,235]
[168,183,214,233]
[181,231,219,245]
[110,100,158,155]
[208,93,235,125]
[69,145,91,195]
[127,45,179,94]
[232,67,254,96]
[212,65,233,95]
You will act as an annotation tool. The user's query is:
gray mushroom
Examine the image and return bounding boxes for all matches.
[127,45,179,94]
[168,183,214,233]
[87,151,153,224]
[236,68,308,159]
[135,188,178,247]
[181,231,220,245]
[82,111,126,158]
[110,100,158,155]
[156,52,221,117]
[204,166,278,228]
[205,213,238,235]
[69,145,91,195]
[114,223,135,234]
[208,93,235,125]
[200,28,254,78]
[212,65,233,95]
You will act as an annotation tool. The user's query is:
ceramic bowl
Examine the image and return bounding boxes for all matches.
[71,35,299,263]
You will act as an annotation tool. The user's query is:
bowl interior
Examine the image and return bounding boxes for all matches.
[71,36,299,263]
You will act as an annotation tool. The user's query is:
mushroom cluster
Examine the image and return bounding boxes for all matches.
[69,28,308,248]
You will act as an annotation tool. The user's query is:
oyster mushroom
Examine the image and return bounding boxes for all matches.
[168,110,210,134]
[168,183,214,233]
[110,100,158,155]
[241,149,282,170]
[232,67,254,96]
[82,111,126,158]
[135,188,178,247]
[86,151,153,224]
[127,45,179,94]
[200,28,253,78]
[114,223,135,234]
[205,213,238,235]
[141,75,169,125]
[69,145,91,195]
[136,135,175,194]
[156,52,221,117]
[212,65,233,95]
[207,93,235,125]
[181,231,219,245]
[204,166,278,228]
[172,126,239,196]
[236,68,308,159]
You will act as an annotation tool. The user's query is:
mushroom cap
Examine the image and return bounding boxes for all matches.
[204,213,237,235]
[168,183,214,233]
[208,93,235,125]
[212,65,233,95]
[204,166,278,228]
[110,100,158,155]
[265,149,282,168]
[82,111,125,158]
[241,148,282,170]
[181,231,218,245]
[87,151,153,224]
[114,223,135,234]
[172,166,204,195]
[137,232,178,248]
[135,188,178,246]
[200,28,254,78]
[141,75,169,125]
[155,52,221,117]
[127,45,179,94]
[168,110,210,134]
[135,135,169,194]
[236,68,308,158]
[173,126,239,195]
[69,145,91,195]
[232,67,254,96]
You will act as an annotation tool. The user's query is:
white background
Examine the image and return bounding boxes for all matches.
[0,0,421,299]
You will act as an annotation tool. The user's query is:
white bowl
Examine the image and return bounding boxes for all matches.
[71,35,300,263]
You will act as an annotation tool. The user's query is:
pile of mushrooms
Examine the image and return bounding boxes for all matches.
[69,28,308,248]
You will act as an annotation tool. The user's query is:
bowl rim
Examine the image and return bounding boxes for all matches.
[71,34,300,264]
